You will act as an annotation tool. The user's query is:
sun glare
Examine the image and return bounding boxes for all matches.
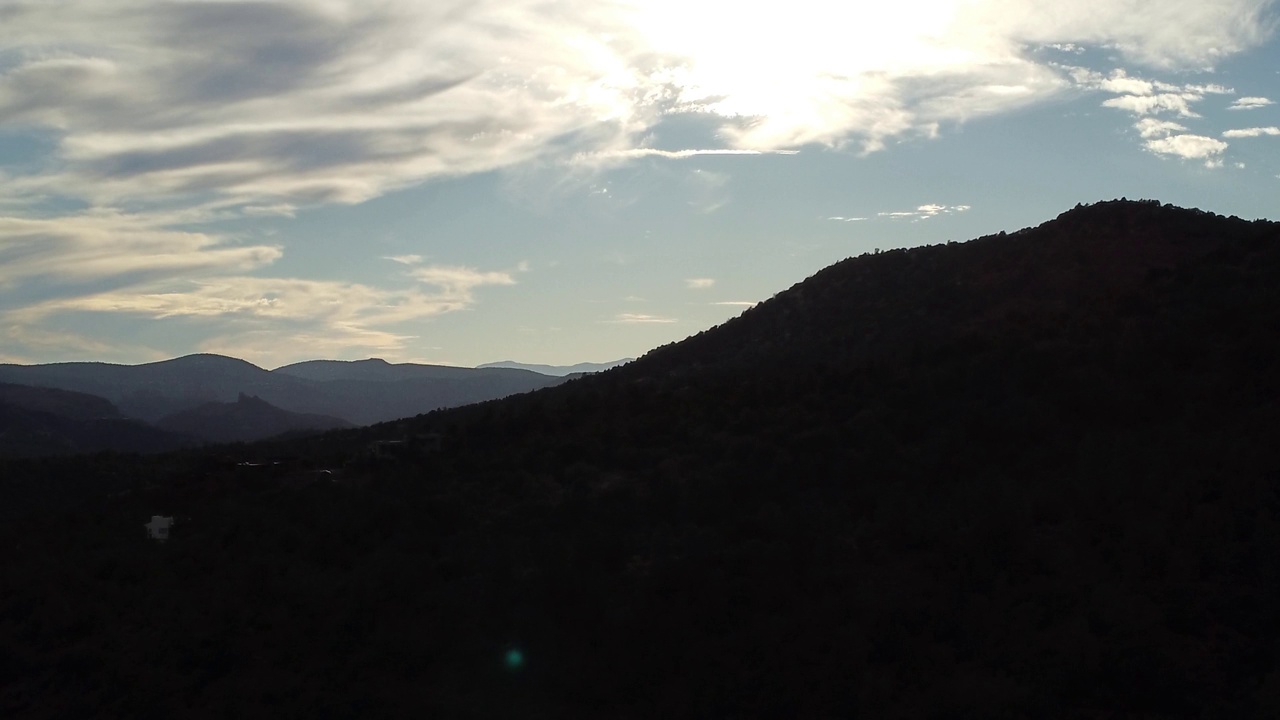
[615,0,1014,148]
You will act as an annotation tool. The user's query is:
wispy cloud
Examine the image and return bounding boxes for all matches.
[685,277,716,290]
[574,148,800,165]
[0,210,280,290]
[1223,127,1280,138]
[827,216,868,222]
[1229,96,1274,110]
[605,313,677,324]
[3,263,517,364]
[878,204,971,221]
[712,301,758,307]
[383,254,425,265]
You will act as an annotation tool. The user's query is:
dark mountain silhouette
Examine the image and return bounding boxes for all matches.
[0,383,193,456]
[0,353,565,428]
[156,393,353,444]
[0,382,119,421]
[475,359,634,375]
[4,200,1280,718]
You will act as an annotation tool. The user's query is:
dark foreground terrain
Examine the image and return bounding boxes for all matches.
[3,200,1279,718]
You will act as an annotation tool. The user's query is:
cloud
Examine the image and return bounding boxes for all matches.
[198,326,418,369]
[4,0,1274,213]
[0,323,138,364]
[1223,126,1280,137]
[1102,93,1202,117]
[1077,67,1253,163]
[383,254,425,265]
[685,278,716,289]
[574,148,799,165]
[1230,96,1275,109]
[606,313,677,324]
[4,263,516,363]
[1143,134,1229,166]
[407,265,517,304]
[1094,69,1161,96]
[13,268,509,324]
[827,216,868,222]
[1074,67,1238,119]
[1134,118,1189,138]
[0,210,281,290]
[711,301,758,307]
[878,204,971,221]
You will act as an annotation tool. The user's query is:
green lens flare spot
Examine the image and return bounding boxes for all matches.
[505,648,525,670]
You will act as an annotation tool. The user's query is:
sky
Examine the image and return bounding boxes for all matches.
[2,0,1279,369]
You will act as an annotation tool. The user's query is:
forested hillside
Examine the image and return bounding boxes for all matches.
[3,200,1279,718]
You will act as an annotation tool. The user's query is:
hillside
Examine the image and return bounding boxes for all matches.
[0,383,194,457]
[156,393,354,444]
[3,200,1279,718]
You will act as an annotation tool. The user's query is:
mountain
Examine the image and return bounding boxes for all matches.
[0,353,308,422]
[0,353,566,429]
[5,200,1280,717]
[274,357,505,382]
[0,382,120,421]
[156,393,354,444]
[271,359,567,425]
[0,383,193,456]
[475,359,634,376]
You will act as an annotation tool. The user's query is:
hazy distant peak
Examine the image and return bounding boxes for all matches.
[476,359,634,376]
[145,353,267,371]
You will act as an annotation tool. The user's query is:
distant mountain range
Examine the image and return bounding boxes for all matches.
[475,359,633,376]
[0,355,566,425]
[0,355,570,452]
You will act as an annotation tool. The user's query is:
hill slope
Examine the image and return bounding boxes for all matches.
[0,383,193,457]
[3,200,1280,718]
[156,393,354,444]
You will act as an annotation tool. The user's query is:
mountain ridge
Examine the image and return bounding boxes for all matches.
[0,353,566,431]
[475,359,634,376]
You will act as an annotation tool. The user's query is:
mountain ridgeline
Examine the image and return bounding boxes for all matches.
[475,359,634,376]
[3,200,1280,717]
[0,355,568,449]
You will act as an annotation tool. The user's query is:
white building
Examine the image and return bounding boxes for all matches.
[145,515,174,542]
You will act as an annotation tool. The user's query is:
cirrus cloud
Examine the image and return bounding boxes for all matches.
[606,313,677,324]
